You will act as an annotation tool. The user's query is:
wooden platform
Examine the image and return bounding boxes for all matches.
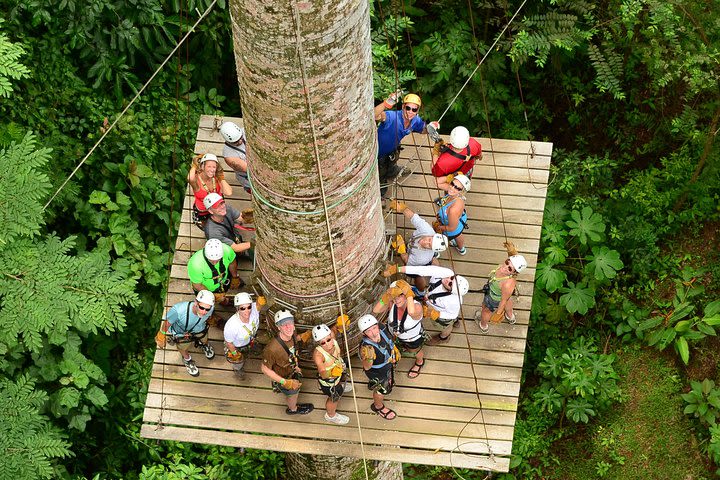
[141,115,552,472]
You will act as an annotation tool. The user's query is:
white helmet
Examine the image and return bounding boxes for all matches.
[454,275,469,296]
[358,314,378,332]
[203,239,224,261]
[509,255,527,273]
[454,173,471,192]
[450,126,470,149]
[203,192,224,210]
[234,292,252,307]
[220,122,245,143]
[274,309,294,326]
[199,153,218,165]
[312,324,332,342]
[432,234,448,252]
[195,290,215,306]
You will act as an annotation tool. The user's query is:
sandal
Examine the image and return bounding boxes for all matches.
[407,360,425,379]
[370,403,397,420]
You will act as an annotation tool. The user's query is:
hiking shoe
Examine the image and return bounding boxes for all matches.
[343,382,353,393]
[286,403,314,415]
[324,412,350,425]
[455,245,467,255]
[426,333,451,346]
[199,341,215,360]
[183,357,200,377]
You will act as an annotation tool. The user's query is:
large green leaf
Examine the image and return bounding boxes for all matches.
[542,223,568,244]
[676,337,690,365]
[566,206,606,245]
[544,245,569,265]
[585,246,624,281]
[536,262,567,293]
[544,198,569,224]
[559,281,596,314]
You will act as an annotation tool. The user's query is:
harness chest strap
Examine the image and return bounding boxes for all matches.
[362,330,394,369]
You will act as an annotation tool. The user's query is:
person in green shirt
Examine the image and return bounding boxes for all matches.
[187,238,240,306]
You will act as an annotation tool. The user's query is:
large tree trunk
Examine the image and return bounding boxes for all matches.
[229,0,401,478]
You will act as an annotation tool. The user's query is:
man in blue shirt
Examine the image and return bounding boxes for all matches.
[374,93,437,197]
[154,290,217,377]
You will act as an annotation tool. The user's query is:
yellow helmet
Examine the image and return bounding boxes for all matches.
[403,93,422,107]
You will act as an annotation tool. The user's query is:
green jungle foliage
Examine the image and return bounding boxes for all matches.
[1,0,719,478]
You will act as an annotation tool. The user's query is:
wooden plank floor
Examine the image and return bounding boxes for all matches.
[141,115,552,472]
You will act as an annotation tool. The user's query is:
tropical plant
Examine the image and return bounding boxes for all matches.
[682,379,720,426]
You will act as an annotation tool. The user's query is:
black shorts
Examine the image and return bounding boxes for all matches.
[365,365,393,395]
[397,335,424,350]
[319,379,345,402]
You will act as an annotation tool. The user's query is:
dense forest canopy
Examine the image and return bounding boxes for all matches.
[0,0,718,478]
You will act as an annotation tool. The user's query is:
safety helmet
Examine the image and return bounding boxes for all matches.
[234,292,252,307]
[195,290,215,306]
[454,173,471,192]
[199,153,218,165]
[220,122,245,143]
[450,126,470,149]
[203,192,224,211]
[358,314,378,332]
[274,309,294,326]
[454,275,469,296]
[403,93,422,107]
[508,255,528,274]
[312,324,332,342]
[432,234,448,252]
[203,239,224,261]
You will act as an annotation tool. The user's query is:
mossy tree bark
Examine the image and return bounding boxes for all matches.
[229,0,401,478]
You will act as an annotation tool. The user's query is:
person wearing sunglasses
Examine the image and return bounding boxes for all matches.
[431,126,482,192]
[261,310,315,415]
[188,152,233,229]
[387,199,448,292]
[358,314,400,420]
[477,253,528,334]
[434,173,471,255]
[373,279,426,379]
[219,121,252,195]
[311,315,352,425]
[188,238,241,308]
[154,290,216,377]
[383,264,469,345]
[374,92,439,197]
[203,192,254,256]
[223,292,265,380]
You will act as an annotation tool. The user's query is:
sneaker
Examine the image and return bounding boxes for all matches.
[456,246,467,256]
[324,412,350,425]
[343,382,353,393]
[449,238,457,247]
[504,313,517,325]
[286,403,314,415]
[183,356,200,377]
[199,341,215,360]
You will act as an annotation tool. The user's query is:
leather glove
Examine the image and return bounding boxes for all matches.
[393,279,414,298]
[213,292,226,304]
[230,276,242,290]
[298,330,312,343]
[428,120,440,131]
[283,378,302,390]
[432,139,446,157]
[257,296,267,307]
[388,199,407,213]
[423,304,440,321]
[241,208,254,224]
[215,168,225,182]
[490,310,504,323]
[390,234,406,254]
[155,330,167,348]
[380,291,393,305]
[392,345,401,363]
[191,154,202,169]
[383,263,399,278]
[335,314,350,334]
[433,220,443,233]
[446,173,456,184]
[503,241,519,256]
[360,344,376,361]
[329,365,344,377]
[388,286,403,299]
[383,90,402,108]
[226,349,243,363]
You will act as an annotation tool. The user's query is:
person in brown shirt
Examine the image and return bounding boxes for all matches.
[261,310,314,415]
